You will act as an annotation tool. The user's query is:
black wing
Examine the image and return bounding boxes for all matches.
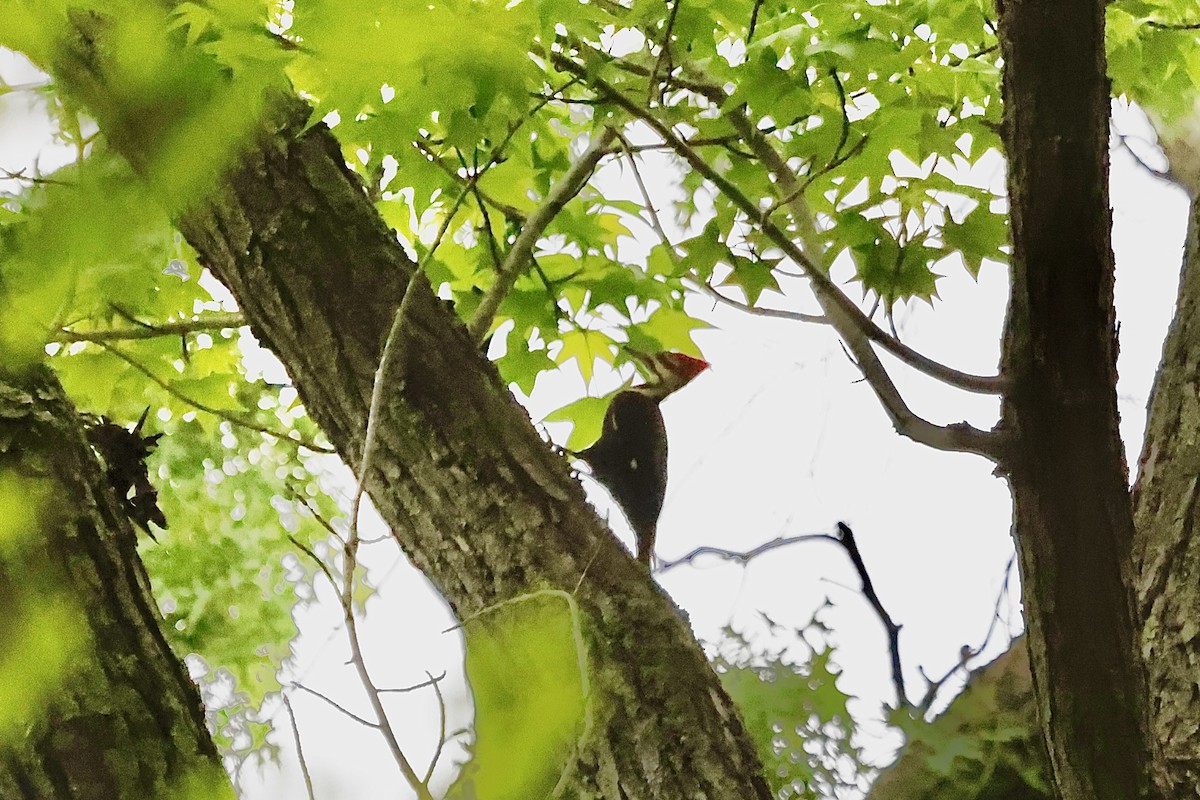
[578,390,667,562]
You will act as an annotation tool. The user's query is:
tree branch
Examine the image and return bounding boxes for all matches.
[289,683,380,729]
[57,312,246,342]
[656,532,839,572]
[281,694,317,800]
[467,127,616,341]
[95,340,335,452]
[835,522,907,708]
[568,44,1004,395]
[559,59,1003,459]
[723,110,1005,395]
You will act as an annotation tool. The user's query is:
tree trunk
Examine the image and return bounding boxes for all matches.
[0,368,228,799]
[1132,194,1200,795]
[183,98,771,800]
[997,1,1153,797]
[46,19,775,800]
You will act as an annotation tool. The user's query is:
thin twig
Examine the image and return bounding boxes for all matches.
[57,312,246,342]
[917,554,1017,713]
[334,186,472,800]
[351,181,472,532]
[834,522,907,708]
[412,77,580,226]
[701,282,826,324]
[655,533,838,572]
[1147,19,1200,30]
[95,341,335,452]
[646,0,684,105]
[379,672,447,693]
[423,670,448,784]
[616,133,820,324]
[2,167,73,187]
[747,0,766,42]
[468,127,618,341]
[338,536,432,797]
[281,694,317,800]
[286,532,338,590]
[290,683,380,729]
[414,139,527,223]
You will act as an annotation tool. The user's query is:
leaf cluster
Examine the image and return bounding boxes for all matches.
[711,623,869,799]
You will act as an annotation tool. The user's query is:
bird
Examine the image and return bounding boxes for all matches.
[576,348,709,566]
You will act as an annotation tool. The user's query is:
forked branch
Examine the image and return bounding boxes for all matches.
[557,57,1003,460]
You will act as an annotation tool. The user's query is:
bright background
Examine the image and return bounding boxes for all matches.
[1,47,1188,798]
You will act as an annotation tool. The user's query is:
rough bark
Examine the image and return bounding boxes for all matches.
[0,368,228,799]
[1132,194,1200,796]
[47,18,774,800]
[996,1,1153,797]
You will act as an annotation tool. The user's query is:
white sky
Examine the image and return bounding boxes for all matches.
[1,48,1190,799]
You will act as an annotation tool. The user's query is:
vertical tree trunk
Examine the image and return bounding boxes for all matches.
[1133,195,1200,795]
[0,368,228,799]
[997,1,1153,797]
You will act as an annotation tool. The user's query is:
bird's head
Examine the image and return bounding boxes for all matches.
[626,347,710,400]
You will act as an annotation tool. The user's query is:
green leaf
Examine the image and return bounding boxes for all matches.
[554,329,616,384]
[941,207,1009,277]
[542,395,611,451]
[720,255,781,306]
[172,375,245,412]
[454,592,586,800]
[496,329,556,395]
[629,307,711,355]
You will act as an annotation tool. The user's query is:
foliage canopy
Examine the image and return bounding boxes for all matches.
[0,0,1196,793]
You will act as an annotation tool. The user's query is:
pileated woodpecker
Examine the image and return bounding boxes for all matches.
[577,348,709,566]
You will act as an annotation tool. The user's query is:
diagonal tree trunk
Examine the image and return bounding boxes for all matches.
[45,17,775,799]
[180,98,772,800]
[0,368,229,799]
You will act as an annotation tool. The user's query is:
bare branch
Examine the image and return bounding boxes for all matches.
[423,670,448,784]
[747,0,767,42]
[655,532,839,573]
[290,682,379,729]
[1146,18,1200,30]
[917,554,1017,713]
[379,672,447,694]
[333,182,474,800]
[281,694,317,800]
[834,522,907,708]
[2,167,73,187]
[337,522,433,798]
[701,283,827,325]
[286,532,338,590]
[468,127,618,341]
